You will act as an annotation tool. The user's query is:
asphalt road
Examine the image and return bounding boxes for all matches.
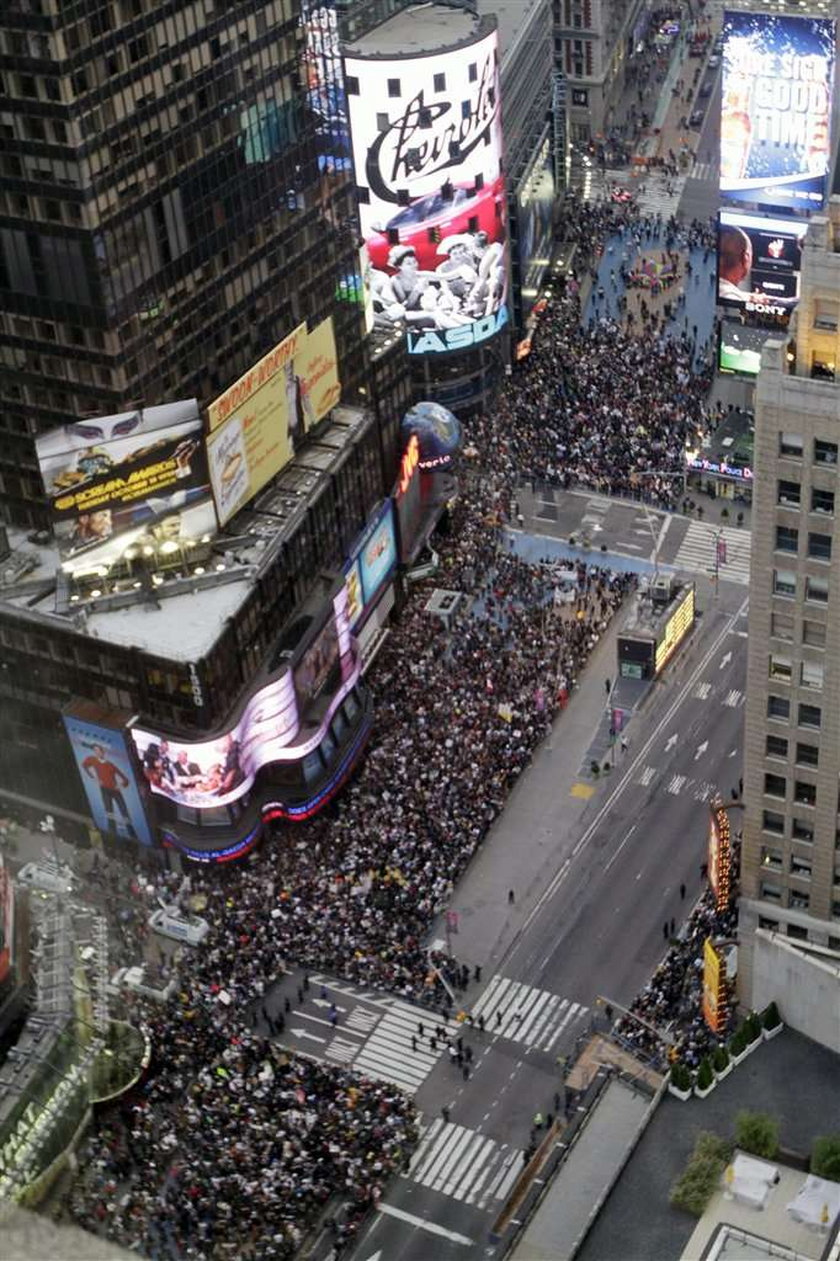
[342,587,748,1261]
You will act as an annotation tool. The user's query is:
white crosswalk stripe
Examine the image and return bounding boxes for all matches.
[405,1120,523,1208]
[348,1000,462,1095]
[639,765,657,786]
[694,781,716,802]
[690,160,714,181]
[693,681,712,700]
[470,975,587,1051]
[345,1008,378,1034]
[672,522,752,585]
[667,774,687,795]
[723,689,744,707]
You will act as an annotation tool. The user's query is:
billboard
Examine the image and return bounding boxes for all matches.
[64,715,153,845]
[718,319,767,376]
[0,861,13,986]
[654,585,695,674]
[207,319,341,525]
[717,210,807,325]
[702,937,728,1033]
[345,26,510,356]
[358,501,398,605]
[720,11,835,212]
[300,0,353,174]
[35,401,216,576]
[709,798,732,912]
[131,672,300,810]
[293,616,340,707]
[516,137,555,320]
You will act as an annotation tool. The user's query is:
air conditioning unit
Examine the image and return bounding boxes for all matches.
[651,575,673,606]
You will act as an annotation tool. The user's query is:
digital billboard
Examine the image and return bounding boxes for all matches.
[293,616,340,707]
[718,319,767,376]
[358,501,398,604]
[300,0,353,174]
[720,11,835,212]
[64,715,153,845]
[717,209,807,325]
[35,402,216,576]
[131,673,300,810]
[345,25,510,356]
[516,137,555,320]
[207,318,341,525]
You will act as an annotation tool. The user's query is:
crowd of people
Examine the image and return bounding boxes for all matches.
[60,188,719,1257]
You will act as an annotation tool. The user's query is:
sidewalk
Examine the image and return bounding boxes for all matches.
[427,597,633,973]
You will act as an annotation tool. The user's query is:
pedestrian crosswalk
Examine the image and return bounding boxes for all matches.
[672,521,752,585]
[405,1118,522,1209]
[689,160,715,182]
[470,975,586,1052]
[335,999,463,1096]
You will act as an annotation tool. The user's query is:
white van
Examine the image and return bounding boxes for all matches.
[17,861,75,896]
[109,965,177,1003]
[149,906,210,945]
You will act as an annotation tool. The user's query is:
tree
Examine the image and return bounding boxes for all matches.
[735,1110,779,1160]
[811,1136,840,1183]
[696,1057,714,1091]
[761,1001,781,1031]
[670,1061,692,1091]
[670,1131,732,1216]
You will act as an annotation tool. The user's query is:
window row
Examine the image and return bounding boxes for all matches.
[773,569,829,603]
[767,694,822,726]
[768,655,824,689]
[775,526,833,560]
[778,480,835,515]
[761,810,815,841]
[778,433,839,465]
[760,847,813,878]
[764,774,816,806]
[770,611,826,647]
[765,736,819,766]
[758,882,812,912]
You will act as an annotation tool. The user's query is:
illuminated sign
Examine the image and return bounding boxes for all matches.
[343,501,397,631]
[35,401,216,577]
[345,24,510,358]
[655,585,695,674]
[702,937,728,1033]
[718,320,766,376]
[64,715,153,846]
[720,11,835,212]
[207,319,341,525]
[687,455,753,481]
[709,797,732,912]
[398,434,420,497]
[717,209,807,326]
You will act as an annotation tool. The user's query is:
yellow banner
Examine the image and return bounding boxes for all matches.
[702,937,726,1032]
[206,319,341,526]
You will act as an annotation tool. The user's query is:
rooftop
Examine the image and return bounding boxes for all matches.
[681,1162,829,1261]
[345,2,482,55]
[474,0,547,71]
[0,407,371,663]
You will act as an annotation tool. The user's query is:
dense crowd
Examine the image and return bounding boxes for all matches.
[63,191,714,1258]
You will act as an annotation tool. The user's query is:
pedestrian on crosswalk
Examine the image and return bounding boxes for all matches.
[474,965,482,983]
[417,1021,424,1037]
[457,1035,463,1052]
[320,984,328,1000]
[680,883,686,900]
[411,1035,417,1053]
[284,997,291,1014]
[430,1037,437,1052]
[303,975,310,992]
[478,1015,485,1032]
[441,1106,450,1123]
[496,1010,502,1027]
[448,1045,458,1063]
[297,986,304,1004]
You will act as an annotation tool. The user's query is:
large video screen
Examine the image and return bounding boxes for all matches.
[293,617,340,707]
[516,137,555,320]
[300,0,353,174]
[718,319,768,376]
[717,209,807,327]
[345,27,509,356]
[131,673,300,810]
[720,11,835,212]
[35,401,216,576]
[207,319,341,525]
[64,715,153,845]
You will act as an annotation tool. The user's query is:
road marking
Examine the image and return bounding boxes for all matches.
[665,733,678,752]
[694,740,708,761]
[653,513,672,563]
[605,823,637,872]
[571,782,595,799]
[694,782,716,802]
[290,1027,326,1044]
[376,1202,474,1244]
[404,1121,522,1211]
[471,975,586,1051]
[719,651,733,669]
[693,681,712,700]
[667,774,686,794]
[639,765,657,786]
[723,689,743,707]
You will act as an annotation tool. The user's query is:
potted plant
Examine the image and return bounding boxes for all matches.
[761,1001,783,1040]
[694,1056,716,1099]
[745,1012,762,1046]
[668,1060,694,1101]
[728,1025,750,1066]
[712,1044,731,1081]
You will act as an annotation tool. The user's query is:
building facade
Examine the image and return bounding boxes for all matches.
[739,204,840,1052]
[554,0,643,143]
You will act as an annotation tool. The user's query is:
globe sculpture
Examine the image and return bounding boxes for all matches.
[400,401,462,471]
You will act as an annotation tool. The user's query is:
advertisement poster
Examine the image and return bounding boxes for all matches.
[207,319,341,525]
[720,11,835,211]
[345,26,510,355]
[64,715,153,846]
[300,0,353,174]
[718,319,766,376]
[293,617,340,707]
[131,673,300,810]
[717,209,806,324]
[359,502,398,604]
[35,401,216,575]
[344,557,364,629]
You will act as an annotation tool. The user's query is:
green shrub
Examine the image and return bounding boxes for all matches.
[745,1012,762,1044]
[670,1061,692,1091]
[735,1110,779,1159]
[811,1136,840,1183]
[696,1057,714,1091]
[670,1132,731,1216]
[761,1001,781,1031]
[729,1026,747,1057]
[712,1045,730,1075]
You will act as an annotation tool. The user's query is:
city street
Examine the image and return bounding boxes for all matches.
[342,582,748,1261]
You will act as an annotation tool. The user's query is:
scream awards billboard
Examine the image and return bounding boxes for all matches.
[35,402,216,576]
[720,11,835,212]
[207,318,341,525]
[344,25,510,356]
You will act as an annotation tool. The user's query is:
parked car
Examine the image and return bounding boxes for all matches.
[17,861,74,896]
[708,54,721,69]
[699,81,714,98]
[149,906,210,945]
[689,109,705,129]
[365,176,506,272]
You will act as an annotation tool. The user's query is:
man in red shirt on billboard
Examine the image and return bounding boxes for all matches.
[82,744,136,840]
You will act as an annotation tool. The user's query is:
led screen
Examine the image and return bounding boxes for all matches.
[720,11,835,212]
[293,617,340,706]
[516,138,555,319]
[718,319,768,376]
[64,715,153,845]
[359,502,398,604]
[35,401,216,576]
[717,209,807,326]
[300,0,353,173]
[345,26,509,355]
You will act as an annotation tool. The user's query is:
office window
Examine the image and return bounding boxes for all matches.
[760,881,782,903]
[771,611,794,641]
[769,654,792,682]
[779,432,803,457]
[814,438,838,465]
[433,73,446,91]
[775,525,799,553]
[811,487,835,515]
[798,702,821,729]
[787,921,808,938]
[794,781,816,807]
[795,742,819,768]
[789,891,810,911]
[800,660,824,690]
[764,773,786,799]
[767,695,790,721]
[766,735,788,760]
[806,575,829,603]
[808,532,832,561]
[792,818,814,842]
[778,479,801,507]
[802,619,826,648]
[762,809,785,834]
[773,569,796,598]
[761,846,783,870]
[758,916,780,931]
[387,78,401,97]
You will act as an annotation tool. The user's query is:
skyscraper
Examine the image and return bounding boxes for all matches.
[739,204,840,1052]
[0,0,368,528]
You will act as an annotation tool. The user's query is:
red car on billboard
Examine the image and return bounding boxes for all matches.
[366,176,506,272]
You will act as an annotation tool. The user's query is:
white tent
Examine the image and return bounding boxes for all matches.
[786,1174,840,1231]
[723,1152,780,1209]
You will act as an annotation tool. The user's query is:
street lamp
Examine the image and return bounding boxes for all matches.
[629,469,688,580]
